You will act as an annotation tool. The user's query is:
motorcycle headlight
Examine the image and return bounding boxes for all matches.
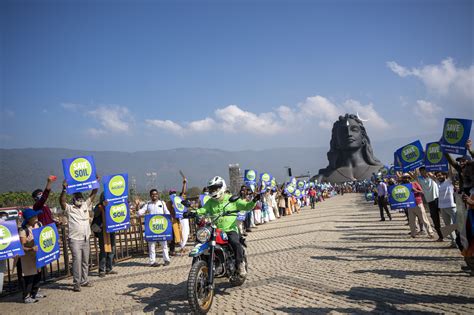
[196,227,211,243]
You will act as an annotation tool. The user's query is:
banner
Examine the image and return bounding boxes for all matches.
[244,169,257,192]
[388,183,416,209]
[260,172,272,185]
[388,165,396,177]
[380,165,389,177]
[33,224,60,268]
[199,194,211,206]
[270,178,277,188]
[424,142,448,172]
[103,174,130,233]
[144,214,173,241]
[396,140,425,172]
[285,183,296,195]
[297,180,305,190]
[294,189,303,199]
[62,156,100,194]
[0,220,24,261]
[171,194,187,219]
[440,118,472,155]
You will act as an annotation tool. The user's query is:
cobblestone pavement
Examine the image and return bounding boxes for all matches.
[2,194,473,314]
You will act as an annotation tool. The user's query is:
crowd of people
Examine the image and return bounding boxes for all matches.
[3,138,472,304]
[0,173,340,303]
[368,140,474,276]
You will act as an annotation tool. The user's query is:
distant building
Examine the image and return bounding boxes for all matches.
[228,164,243,195]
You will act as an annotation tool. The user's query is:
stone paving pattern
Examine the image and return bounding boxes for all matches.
[1,194,473,314]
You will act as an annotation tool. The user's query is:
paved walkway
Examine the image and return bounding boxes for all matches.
[1,194,473,314]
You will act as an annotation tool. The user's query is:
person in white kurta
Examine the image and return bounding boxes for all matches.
[137,189,171,266]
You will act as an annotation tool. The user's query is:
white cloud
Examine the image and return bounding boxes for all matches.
[188,117,216,132]
[343,100,390,130]
[214,105,283,135]
[414,100,442,125]
[146,95,390,136]
[387,58,474,100]
[146,119,184,135]
[87,105,132,134]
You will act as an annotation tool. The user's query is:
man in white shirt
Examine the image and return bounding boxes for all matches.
[418,167,443,241]
[60,180,98,292]
[435,172,458,248]
[136,189,171,267]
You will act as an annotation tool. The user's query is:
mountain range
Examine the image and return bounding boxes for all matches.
[0,133,440,193]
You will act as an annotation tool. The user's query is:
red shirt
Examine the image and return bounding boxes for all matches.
[33,188,55,226]
[411,181,424,205]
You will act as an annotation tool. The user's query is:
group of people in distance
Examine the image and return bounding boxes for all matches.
[372,140,474,276]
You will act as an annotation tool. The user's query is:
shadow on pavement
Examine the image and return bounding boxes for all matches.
[276,286,474,314]
[353,269,468,279]
[123,281,191,314]
[311,255,461,262]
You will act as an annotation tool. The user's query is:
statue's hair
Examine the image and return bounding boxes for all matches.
[327,113,381,169]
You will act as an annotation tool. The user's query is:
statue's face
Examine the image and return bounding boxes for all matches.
[336,118,363,150]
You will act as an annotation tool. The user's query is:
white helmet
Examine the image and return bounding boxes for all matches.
[207,176,227,200]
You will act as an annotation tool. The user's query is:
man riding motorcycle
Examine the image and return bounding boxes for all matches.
[188,176,258,276]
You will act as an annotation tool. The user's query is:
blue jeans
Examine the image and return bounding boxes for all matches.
[98,233,115,272]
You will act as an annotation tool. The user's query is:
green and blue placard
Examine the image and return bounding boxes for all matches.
[199,194,211,206]
[244,169,257,192]
[171,194,187,219]
[103,174,130,233]
[62,155,100,194]
[0,220,24,261]
[388,183,416,209]
[396,140,425,172]
[285,183,296,195]
[440,118,472,155]
[33,224,60,268]
[144,214,173,241]
[424,142,448,172]
[260,172,272,185]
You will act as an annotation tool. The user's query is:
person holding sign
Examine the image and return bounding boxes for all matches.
[32,176,59,226]
[59,179,98,292]
[401,173,434,238]
[92,193,117,277]
[136,189,171,267]
[417,167,443,241]
[19,209,43,303]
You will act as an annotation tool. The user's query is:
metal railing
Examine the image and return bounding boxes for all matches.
[1,215,196,296]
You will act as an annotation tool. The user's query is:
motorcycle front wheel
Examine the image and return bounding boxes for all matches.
[188,260,214,314]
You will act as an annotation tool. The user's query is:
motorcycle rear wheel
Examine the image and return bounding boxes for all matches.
[188,260,214,314]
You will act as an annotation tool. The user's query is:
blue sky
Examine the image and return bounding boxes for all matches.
[1,0,473,151]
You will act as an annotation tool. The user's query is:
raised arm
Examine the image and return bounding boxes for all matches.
[33,176,54,210]
[89,176,100,203]
[181,178,187,198]
[59,180,68,211]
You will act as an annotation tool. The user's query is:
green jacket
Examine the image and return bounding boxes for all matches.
[196,194,256,233]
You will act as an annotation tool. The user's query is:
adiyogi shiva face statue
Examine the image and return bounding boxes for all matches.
[315,113,383,183]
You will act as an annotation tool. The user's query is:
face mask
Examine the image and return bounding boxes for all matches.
[74,199,84,207]
[34,194,42,201]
